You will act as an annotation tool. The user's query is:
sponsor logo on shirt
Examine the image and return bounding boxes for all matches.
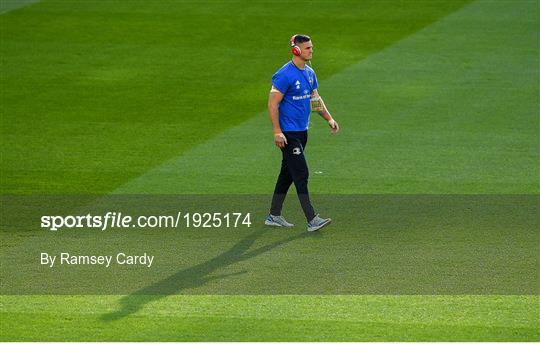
[292,94,312,101]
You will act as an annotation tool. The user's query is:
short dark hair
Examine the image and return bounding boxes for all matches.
[293,34,311,45]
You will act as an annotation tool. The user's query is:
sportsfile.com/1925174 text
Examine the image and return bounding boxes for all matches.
[40,212,252,231]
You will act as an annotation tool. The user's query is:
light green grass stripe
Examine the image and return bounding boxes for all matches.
[115,0,539,195]
[0,1,472,194]
[0,0,39,14]
[1,295,538,341]
[1,295,535,327]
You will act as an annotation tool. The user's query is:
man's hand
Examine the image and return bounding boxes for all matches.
[328,119,340,134]
[274,133,288,148]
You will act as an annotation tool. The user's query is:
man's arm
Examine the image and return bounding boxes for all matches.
[268,86,288,148]
[312,89,339,134]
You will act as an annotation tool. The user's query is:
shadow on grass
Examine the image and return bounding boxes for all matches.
[101,227,310,321]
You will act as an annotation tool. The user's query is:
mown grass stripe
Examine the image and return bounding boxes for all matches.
[116,0,538,194]
[0,0,39,14]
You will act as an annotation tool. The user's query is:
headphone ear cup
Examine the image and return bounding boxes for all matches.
[292,46,301,56]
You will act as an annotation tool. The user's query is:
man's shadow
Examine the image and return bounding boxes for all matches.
[101,228,311,321]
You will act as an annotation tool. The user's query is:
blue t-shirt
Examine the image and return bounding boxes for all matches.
[271,61,318,132]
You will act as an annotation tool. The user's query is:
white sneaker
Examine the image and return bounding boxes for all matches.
[307,214,331,232]
[264,214,294,227]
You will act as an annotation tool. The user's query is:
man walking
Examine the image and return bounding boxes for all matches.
[265,34,340,232]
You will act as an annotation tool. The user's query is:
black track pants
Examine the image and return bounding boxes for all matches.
[269,130,316,222]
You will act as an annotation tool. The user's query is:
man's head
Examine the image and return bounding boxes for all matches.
[290,34,313,61]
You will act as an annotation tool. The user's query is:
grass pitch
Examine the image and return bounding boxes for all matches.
[1,295,537,341]
[1,0,539,341]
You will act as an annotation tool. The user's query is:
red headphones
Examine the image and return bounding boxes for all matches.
[290,34,301,56]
